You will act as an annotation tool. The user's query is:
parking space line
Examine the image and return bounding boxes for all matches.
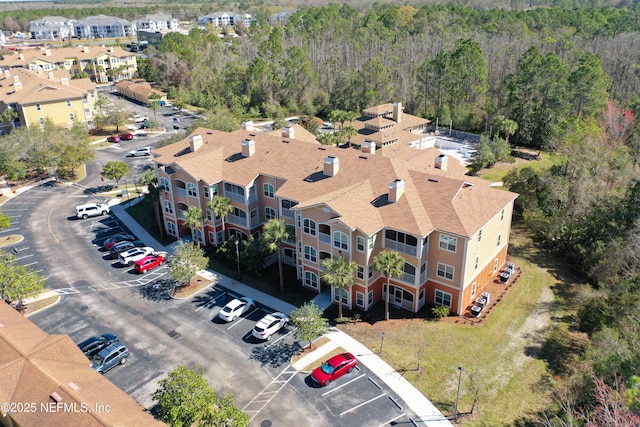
[321,373,366,396]
[22,261,38,267]
[16,247,30,251]
[263,328,297,350]
[194,290,227,312]
[368,377,382,390]
[0,227,21,233]
[377,413,406,427]
[227,307,260,330]
[339,392,387,416]
[242,364,297,421]
[15,254,34,261]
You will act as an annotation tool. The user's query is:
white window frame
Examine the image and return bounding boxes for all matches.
[357,265,364,279]
[368,236,375,250]
[356,236,365,252]
[434,289,452,308]
[159,177,170,191]
[333,287,348,305]
[206,209,213,221]
[333,231,348,250]
[497,234,502,247]
[471,282,477,297]
[356,291,364,308]
[478,229,482,243]
[66,99,72,107]
[474,256,479,270]
[436,262,454,281]
[303,245,317,263]
[69,113,75,121]
[303,218,316,236]
[36,103,42,111]
[501,209,505,222]
[166,221,176,236]
[305,271,318,289]
[368,264,374,279]
[187,182,197,197]
[263,183,274,198]
[493,259,499,272]
[164,200,173,214]
[439,234,457,253]
[367,290,373,306]
[265,206,275,220]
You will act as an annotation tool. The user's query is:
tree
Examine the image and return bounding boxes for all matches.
[167,241,208,291]
[108,100,130,132]
[148,92,162,125]
[208,196,233,244]
[101,161,129,187]
[0,209,10,230]
[261,219,290,293]
[290,301,329,348]
[138,170,164,239]
[0,251,44,308]
[153,365,249,427]
[321,257,357,319]
[183,206,204,247]
[373,250,404,321]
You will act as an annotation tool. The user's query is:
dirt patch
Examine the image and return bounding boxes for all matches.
[171,274,214,299]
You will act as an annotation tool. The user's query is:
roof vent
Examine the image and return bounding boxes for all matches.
[282,126,295,139]
[359,156,368,160]
[50,392,63,402]
[67,382,80,391]
[389,179,405,203]
[428,178,439,183]
[435,154,448,171]
[241,121,254,131]
[241,138,255,157]
[189,134,203,152]
[361,140,376,154]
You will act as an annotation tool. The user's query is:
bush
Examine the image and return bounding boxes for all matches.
[334,317,350,324]
[431,305,449,319]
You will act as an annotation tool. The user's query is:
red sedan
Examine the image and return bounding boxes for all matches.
[134,254,166,273]
[107,135,121,143]
[311,352,357,386]
[119,132,134,141]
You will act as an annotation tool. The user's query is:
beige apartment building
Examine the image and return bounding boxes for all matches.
[153,109,517,316]
[0,68,98,133]
[0,45,137,83]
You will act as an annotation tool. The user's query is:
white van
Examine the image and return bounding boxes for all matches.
[76,203,110,219]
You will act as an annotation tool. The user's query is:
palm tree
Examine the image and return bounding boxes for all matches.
[138,170,164,239]
[321,257,357,319]
[148,93,162,124]
[340,125,358,147]
[208,196,233,244]
[261,219,290,292]
[373,250,405,321]
[183,206,204,247]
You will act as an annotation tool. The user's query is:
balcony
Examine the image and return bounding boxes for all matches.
[248,193,257,204]
[227,214,246,227]
[227,192,245,203]
[319,232,330,245]
[281,208,294,219]
[385,239,417,256]
[176,187,187,198]
[402,272,416,284]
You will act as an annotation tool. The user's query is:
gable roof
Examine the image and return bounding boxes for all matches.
[0,45,132,70]
[0,302,164,426]
[154,119,517,238]
[0,68,93,105]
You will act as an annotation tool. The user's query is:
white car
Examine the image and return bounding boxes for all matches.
[219,297,255,322]
[119,247,154,266]
[132,114,148,123]
[252,312,289,340]
[128,147,151,157]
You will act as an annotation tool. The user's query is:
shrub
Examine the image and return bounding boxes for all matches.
[334,317,350,324]
[431,305,449,319]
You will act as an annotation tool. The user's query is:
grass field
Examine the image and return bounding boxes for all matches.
[478,152,561,183]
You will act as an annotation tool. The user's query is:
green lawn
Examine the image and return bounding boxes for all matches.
[479,152,561,183]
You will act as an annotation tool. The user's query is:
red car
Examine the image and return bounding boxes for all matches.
[107,135,121,143]
[311,352,357,386]
[134,253,166,273]
[119,132,134,141]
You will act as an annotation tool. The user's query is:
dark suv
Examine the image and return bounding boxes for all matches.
[77,333,118,358]
[91,343,130,374]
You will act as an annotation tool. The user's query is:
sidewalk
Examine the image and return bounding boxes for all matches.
[110,203,451,426]
[109,197,168,252]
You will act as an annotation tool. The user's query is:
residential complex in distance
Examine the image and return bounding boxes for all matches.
[152,103,518,316]
[0,68,98,133]
[0,45,137,83]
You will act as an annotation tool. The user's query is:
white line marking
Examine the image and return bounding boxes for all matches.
[22,261,38,267]
[15,254,34,261]
[195,291,226,312]
[339,392,388,416]
[0,228,20,233]
[264,328,297,349]
[227,307,259,330]
[368,377,382,390]
[321,374,366,396]
[377,413,406,427]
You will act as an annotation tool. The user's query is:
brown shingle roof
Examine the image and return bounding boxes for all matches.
[0,68,92,105]
[0,45,132,70]
[0,302,165,426]
[155,120,517,238]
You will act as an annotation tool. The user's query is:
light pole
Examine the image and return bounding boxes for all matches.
[234,239,240,280]
[380,331,385,355]
[455,366,464,422]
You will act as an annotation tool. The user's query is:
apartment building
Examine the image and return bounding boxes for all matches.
[134,13,180,32]
[0,45,137,83]
[0,68,98,133]
[73,14,136,39]
[29,16,75,40]
[153,113,517,316]
[197,11,253,28]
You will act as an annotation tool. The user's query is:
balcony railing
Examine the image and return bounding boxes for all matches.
[250,216,259,227]
[248,193,257,204]
[176,187,187,198]
[385,239,417,256]
[178,209,187,219]
[227,214,246,227]
[319,232,330,245]
[402,272,416,284]
[227,192,245,203]
[281,208,294,219]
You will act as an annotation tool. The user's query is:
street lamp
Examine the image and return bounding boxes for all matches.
[455,366,464,422]
[380,331,385,355]
[234,239,240,280]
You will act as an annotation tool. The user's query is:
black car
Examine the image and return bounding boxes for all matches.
[77,333,118,358]
[102,234,136,250]
[109,240,145,258]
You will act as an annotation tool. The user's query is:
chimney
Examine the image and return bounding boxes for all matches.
[241,138,255,157]
[393,102,402,123]
[241,120,254,131]
[44,49,51,56]
[323,156,339,177]
[18,53,24,60]
[189,134,203,152]
[48,71,54,80]
[12,75,19,83]
[3,70,9,79]
[361,140,376,154]
[282,126,295,139]
[108,46,114,53]
[389,179,405,203]
[435,154,448,171]
[13,82,22,92]
[82,46,89,53]
[60,77,69,86]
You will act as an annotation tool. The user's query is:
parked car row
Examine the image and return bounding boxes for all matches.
[218,298,290,341]
[77,332,130,374]
[107,133,134,143]
[98,232,167,274]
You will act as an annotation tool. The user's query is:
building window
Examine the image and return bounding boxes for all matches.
[403,262,416,283]
[305,271,318,289]
[368,290,373,306]
[493,259,499,272]
[69,113,75,121]
[263,183,274,198]
[159,177,170,191]
[436,263,454,281]
[434,289,452,308]
[217,230,223,243]
[166,221,176,236]
[333,231,348,250]
[471,282,477,297]
[187,182,197,197]
[164,201,173,214]
[265,207,275,220]
[356,292,364,308]
[368,236,375,250]
[333,287,348,305]
[357,265,364,279]
[36,103,42,111]
[66,99,71,107]
[478,229,482,243]
[420,263,427,283]
[206,209,213,221]
[474,256,479,270]
[368,264,374,279]
[304,246,317,263]
[439,234,457,252]
[501,209,505,222]
[303,219,316,236]
[208,231,215,244]
[357,236,365,252]
[497,234,502,247]
[203,185,210,199]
